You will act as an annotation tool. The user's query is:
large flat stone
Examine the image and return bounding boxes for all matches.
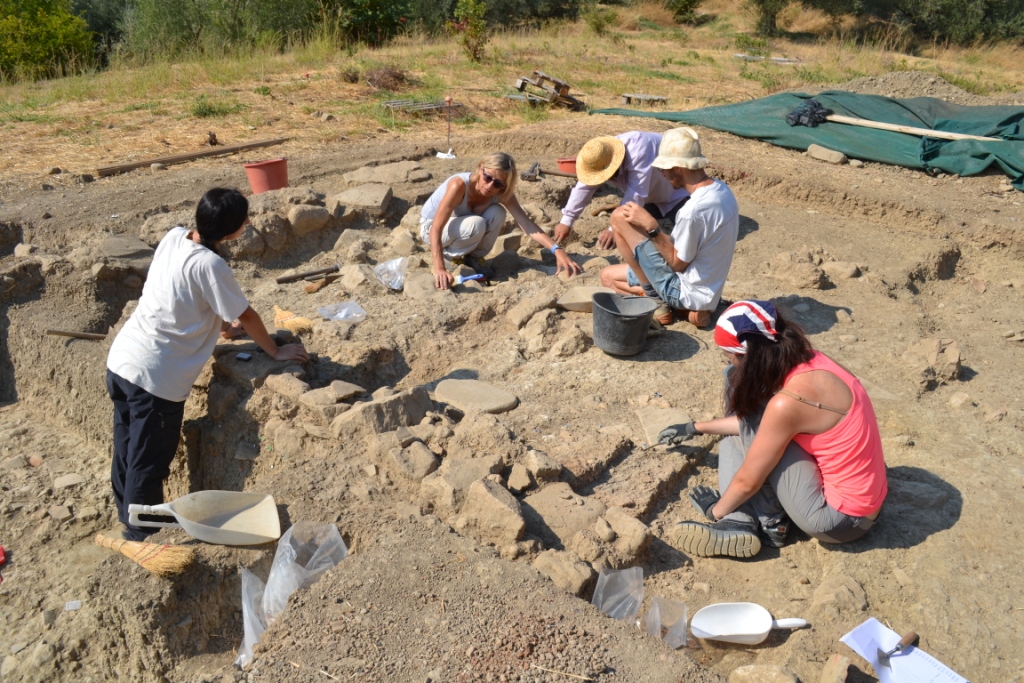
[330,387,434,439]
[53,473,86,489]
[343,161,425,185]
[522,482,606,548]
[434,379,519,414]
[454,479,524,547]
[418,454,504,516]
[98,234,154,272]
[331,184,393,218]
[635,406,691,447]
[590,448,691,518]
[556,286,615,313]
[532,550,596,596]
[288,205,330,235]
[546,432,632,487]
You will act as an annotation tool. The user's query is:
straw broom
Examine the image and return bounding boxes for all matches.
[273,305,313,335]
[94,534,195,576]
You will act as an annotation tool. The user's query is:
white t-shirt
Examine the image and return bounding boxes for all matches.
[107,227,250,402]
[671,179,739,311]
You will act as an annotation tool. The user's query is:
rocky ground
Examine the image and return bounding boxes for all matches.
[0,73,1022,683]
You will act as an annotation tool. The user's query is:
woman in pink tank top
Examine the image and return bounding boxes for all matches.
[659,300,887,560]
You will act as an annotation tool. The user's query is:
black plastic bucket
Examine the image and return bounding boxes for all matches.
[592,293,659,356]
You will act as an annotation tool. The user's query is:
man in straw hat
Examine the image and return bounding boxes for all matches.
[553,131,691,249]
[599,127,739,328]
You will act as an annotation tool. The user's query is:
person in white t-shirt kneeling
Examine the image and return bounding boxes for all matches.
[599,127,739,328]
[105,187,307,541]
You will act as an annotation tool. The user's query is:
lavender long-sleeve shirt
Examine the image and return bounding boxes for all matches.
[559,131,691,228]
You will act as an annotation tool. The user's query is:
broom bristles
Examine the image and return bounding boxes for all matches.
[94,534,195,576]
[273,305,313,335]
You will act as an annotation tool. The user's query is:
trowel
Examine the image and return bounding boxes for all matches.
[876,631,918,668]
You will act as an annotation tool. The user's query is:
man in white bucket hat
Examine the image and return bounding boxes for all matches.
[599,127,739,328]
[553,131,691,249]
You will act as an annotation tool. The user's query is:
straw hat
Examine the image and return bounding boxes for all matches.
[575,136,627,186]
[651,127,708,170]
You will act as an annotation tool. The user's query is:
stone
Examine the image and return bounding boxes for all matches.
[548,433,632,487]
[792,302,811,313]
[224,224,265,259]
[1,455,26,471]
[234,442,260,461]
[807,144,847,165]
[812,574,867,611]
[253,212,289,252]
[320,112,336,122]
[288,205,331,236]
[901,338,961,391]
[13,243,37,257]
[47,166,62,174]
[298,387,339,408]
[419,454,504,516]
[53,473,86,489]
[532,550,596,596]
[151,162,168,170]
[403,271,452,302]
[386,442,440,485]
[728,665,798,683]
[393,426,417,448]
[520,309,557,353]
[821,261,860,280]
[594,517,616,543]
[48,505,73,522]
[123,273,144,288]
[524,450,562,482]
[341,264,380,290]
[454,479,525,546]
[274,424,305,459]
[343,161,424,185]
[604,506,652,560]
[522,482,606,548]
[331,386,434,439]
[76,506,100,521]
[331,380,366,400]
[485,232,523,259]
[390,231,418,256]
[507,464,533,493]
[635,406,691,447]
[331,184,393,218]
[948,392,972,408]
[769,252,830,289]
[264,373,311,400]
[490,249,521,275]
[820,653,851,683]
[98,234,155,272]
[435,379,519,414]
[372,386,397,400]
[507,293,558,329]
[345,239,374,263]
[839,334,858,343]
[556,286,615,312]
[248,186,321,215]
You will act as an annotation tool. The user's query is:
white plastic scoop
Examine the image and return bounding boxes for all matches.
[128,491,281,546]
[690,602,808,645]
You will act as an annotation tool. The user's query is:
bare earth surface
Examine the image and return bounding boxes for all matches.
[0,73,1022,683]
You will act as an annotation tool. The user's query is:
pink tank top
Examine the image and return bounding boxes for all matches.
[785,352,887,516]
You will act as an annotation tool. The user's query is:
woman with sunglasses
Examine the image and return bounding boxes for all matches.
[420,152,583,289]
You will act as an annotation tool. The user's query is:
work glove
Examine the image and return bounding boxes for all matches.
[688,485,722,521]
[658,421,701,446]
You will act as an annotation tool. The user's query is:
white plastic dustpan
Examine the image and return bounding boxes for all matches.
[128,490,281,546]
[690,602,808,645]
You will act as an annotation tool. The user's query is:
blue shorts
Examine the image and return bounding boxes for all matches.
[625,239,684,309]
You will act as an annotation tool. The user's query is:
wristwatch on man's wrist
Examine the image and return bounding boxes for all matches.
[646,226,661,238]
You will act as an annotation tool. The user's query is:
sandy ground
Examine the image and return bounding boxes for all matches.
[0,73,1022,683]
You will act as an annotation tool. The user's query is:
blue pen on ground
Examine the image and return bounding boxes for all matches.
[453,274,486,285]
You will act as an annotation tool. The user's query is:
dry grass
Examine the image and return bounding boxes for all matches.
[1,0,1022,183]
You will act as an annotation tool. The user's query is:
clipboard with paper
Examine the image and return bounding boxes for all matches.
[840,618,969,683]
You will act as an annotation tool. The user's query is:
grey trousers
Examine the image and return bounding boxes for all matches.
[423,204,506,259]
[719,412,878,543]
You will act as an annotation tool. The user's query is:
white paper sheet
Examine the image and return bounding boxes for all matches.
[840,618,969,683]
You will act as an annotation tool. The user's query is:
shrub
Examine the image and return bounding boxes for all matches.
[665,0,703,23]
[334,0,412,46]
[448,0,488,61]
[0,0,93,79]
[747,0,791,35]
[582,5,618,34]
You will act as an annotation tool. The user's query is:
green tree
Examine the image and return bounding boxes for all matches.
[0,0,93,79]
[748,0,791,35]
[449,0,488,61]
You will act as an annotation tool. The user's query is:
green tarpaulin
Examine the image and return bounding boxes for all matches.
[593,91,1024,190]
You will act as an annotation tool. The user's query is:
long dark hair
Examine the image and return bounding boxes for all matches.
[195,187,249,255]
[727,313,814,420]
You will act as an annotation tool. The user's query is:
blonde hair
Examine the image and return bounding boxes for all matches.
[470,152,517,202]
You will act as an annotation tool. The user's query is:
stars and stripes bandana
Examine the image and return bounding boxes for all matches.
[714,300,778,354]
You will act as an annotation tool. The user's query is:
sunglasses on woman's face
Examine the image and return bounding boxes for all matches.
[481,171,506,191]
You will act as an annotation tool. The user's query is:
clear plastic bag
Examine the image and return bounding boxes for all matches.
[317,301,367,323]
[591,566,644,621]
[235,522,347,668]
[642,596,688,649]
[373,257,410,290]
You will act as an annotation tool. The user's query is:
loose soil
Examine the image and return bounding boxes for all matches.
[0,72,1022,683]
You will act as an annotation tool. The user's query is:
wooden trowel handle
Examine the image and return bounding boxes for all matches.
[895,631,918,652]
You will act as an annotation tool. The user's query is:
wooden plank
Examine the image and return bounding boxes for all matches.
[97,138,289,177]
[825,115,1000,142]
[46,329,107,340]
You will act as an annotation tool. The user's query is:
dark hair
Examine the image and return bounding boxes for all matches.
[195,187,249,254]
[727,313,814,420]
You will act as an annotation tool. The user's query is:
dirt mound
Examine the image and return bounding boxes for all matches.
[837,69,1021,106]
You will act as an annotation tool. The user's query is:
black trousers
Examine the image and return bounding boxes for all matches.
[106,370,185,541]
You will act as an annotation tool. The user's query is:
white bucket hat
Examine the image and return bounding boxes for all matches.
[651,127,708,170]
